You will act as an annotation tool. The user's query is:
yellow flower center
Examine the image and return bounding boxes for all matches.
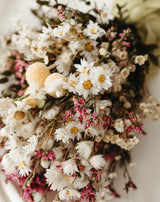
[98,74,106,83]
[102,12,108,18]
[101,196,105,200]
[60,30,63,36]
[69,80,77,87]
[82,67,87,75]
[70,127,78,134]
[67,118,73,123]
[66,175,70,182]
[19,161,25,169]
[85,42,94,52]
[87,129,91,133]
[91,28,95,34]
[14,111,25,120]
[66,191,70,195]
[83,80,92,90]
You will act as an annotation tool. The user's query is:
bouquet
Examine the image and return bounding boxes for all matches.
[0,0,159,201]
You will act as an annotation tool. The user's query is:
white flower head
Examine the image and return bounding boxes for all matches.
[135,55,148,65]
[58,188,81,202]
[16,121,36,138]
[75,59,94,75]
[55,127,75,144]
[2,148,32,177]
[120,68,130,79]
[43,106,60,120]
[90,66,112,92]
[73,173,89,189]
[41,157,50,169]
[84,20,106,40]
[45,161,69,191]
[55,50,73,76]
[52,23,70,38]
[62,159,78,176]
[52,146,64,160]
[16,157,32,177]
[96,99,112,113]
[89,155,106,169]
[65,121,83,140]
[114,118,124,133]
[76,141,94,159]
[80,40,98,62]
[99,2,114,24]
[65,73,78,93]
[96,188,113,202]
[75,74,98,99]
[23,135,38,155]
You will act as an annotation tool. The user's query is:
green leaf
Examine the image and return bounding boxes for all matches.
[0,77,8,83]
[26,110,34,122]
[36,0,49,6]
[2,89,12,97]
[37,99,45,109]
[2,70,12,76]
[149,53,159,66]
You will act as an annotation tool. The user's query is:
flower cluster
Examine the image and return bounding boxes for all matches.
[0,0,159,202]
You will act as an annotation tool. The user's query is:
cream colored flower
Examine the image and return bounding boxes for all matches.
[114,119,124,133]
[135,55,148,65]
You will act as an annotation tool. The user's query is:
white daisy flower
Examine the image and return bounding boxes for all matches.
[114,118,124,133]
[45,161,69,191]
[76,141,94,159]
[81,159,93,177]
[75,58,94,75]
[89,155,106,169]
[84,126,99,137]
[90,66,112,92]
[62,159,78,176]
[69,40,83,55]
[73,173,89,189]
[58,188,81,201]
[84,20,106,40]
[55,127,75,144]
[65,121,83,140]
[43,106,60,120]
[65,73,78,93]
[80,40,98,62]
[39,24,53,41]
[96,99,112,113]
[16,121,36,138]
[96,188,113,202]
[52,146,64,160]
[1,153,17,174]
[120,68,130,80]
[99,4,114,24]
[75,74,98,99]
[4,132,17,150]
[2,148,32,176]
[55,50,73,76]
[52,23,70,38]
[23,135,38,155]
[41,137,54,150]
[135,55,148,65]
[16,157,32,177]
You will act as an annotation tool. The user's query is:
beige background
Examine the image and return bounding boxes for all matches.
[0,0,160,202]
